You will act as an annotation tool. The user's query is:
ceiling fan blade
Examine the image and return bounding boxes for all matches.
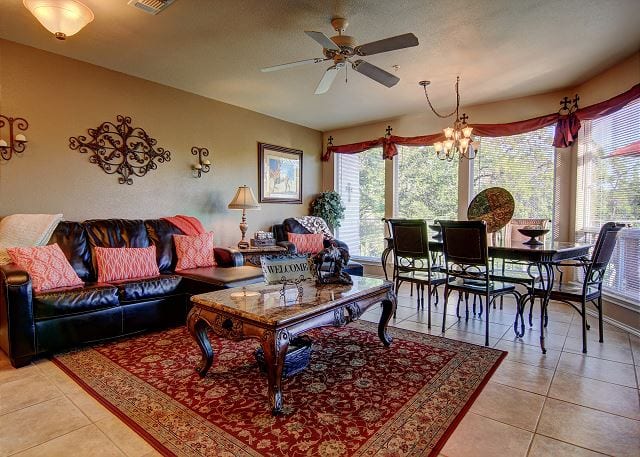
[355,33,419,56]
[305,31,341,51]
[261,58,326,72]
[352,60,399,88]
[314,63,343,95]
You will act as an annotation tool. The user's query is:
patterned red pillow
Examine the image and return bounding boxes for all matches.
[94,246,160,283]
[7,244,83,293]
[287,232,325,254]
[173,232,216,271]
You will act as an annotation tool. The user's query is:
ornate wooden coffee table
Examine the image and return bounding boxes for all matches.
[187,277,396,415]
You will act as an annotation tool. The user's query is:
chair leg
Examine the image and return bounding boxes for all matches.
[478,296,484,318]
[485,293,490,346]
[420,284,425,311]
[496,296,500,309]
[410,282,414,297]
[472,295,477,316]
[456,292,462,319]
[434,286,439,307]
[597,295,604,343]
[416,283,421,310]
[581,299,588,353]
[442,289,450,333]
[426,283,432,329]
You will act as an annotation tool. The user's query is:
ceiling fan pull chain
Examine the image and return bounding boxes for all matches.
[345,64,348,84]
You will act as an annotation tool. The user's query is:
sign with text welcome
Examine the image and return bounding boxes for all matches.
[260,254,314,285]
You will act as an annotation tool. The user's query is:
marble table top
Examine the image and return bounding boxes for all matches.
[190,276,391,326]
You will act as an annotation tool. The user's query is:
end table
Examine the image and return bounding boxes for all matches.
[231,245,287,266]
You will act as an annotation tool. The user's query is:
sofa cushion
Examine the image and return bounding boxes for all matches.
[48,221,94,281]
[174,232,216,270]
[84,219,150,249]
[144,219,184,272]
[111,274,182,302]
[34,283,119,320]
[287,232,324,254]
[177,266,263,289]
[95,246,160,283]
[7,244,84,293]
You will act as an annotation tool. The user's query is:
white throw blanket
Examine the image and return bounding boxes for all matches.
[0,213,63,264]
[295,216,334,240]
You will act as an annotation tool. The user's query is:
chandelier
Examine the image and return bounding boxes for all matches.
[419,76,477,161]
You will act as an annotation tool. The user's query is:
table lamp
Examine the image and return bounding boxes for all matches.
[228,185,261,248]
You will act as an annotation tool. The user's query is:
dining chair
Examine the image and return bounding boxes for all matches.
[532,222,625,353]
[388,219,448,328]
[439,220,522,346]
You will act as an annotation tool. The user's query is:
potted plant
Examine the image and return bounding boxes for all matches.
[310,191,346,230]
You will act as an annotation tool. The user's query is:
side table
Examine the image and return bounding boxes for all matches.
[231,245,287,266]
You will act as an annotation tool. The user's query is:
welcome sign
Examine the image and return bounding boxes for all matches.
[260,254,314,285]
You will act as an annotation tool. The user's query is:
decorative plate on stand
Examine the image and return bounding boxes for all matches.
[467,187,515,233]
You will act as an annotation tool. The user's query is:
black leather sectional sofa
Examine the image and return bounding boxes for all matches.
[0,218,264,368]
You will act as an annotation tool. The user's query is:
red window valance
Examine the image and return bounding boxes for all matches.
[322,83,640,161]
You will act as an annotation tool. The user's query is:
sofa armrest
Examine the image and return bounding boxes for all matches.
[0,263,36,367]
[276,241,296,254]
[214,247,244,267]
[327,238,350,254]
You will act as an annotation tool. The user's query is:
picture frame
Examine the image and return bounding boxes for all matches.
[258,142,303,204]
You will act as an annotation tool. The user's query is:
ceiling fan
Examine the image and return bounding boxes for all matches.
[261,17,419,95]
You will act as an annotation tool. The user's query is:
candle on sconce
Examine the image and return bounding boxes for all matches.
[194,163,203,170]
[203,159,211,165]
[15,134,27,143]
[0,139,7,148]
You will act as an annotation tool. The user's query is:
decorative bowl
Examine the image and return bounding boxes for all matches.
[517,228,550,246]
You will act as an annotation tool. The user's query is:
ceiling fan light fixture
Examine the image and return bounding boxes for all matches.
[23,0,94,40]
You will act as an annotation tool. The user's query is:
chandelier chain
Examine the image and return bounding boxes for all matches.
[422,76,460,119]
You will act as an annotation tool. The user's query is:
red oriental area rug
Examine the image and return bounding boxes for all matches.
[53,321,506,457]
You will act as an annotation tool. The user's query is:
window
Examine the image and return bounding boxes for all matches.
[576,99,640,304]
[396,145,458,220]
[335,148,385,259]
[473,127,557,224]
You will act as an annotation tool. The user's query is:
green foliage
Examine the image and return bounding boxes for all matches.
[473,128,556,220]
[310,191,346,229]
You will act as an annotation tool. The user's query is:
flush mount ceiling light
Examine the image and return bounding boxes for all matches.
[23,0,94,40]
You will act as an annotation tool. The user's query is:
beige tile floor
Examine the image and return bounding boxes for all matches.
[0,283,638,456]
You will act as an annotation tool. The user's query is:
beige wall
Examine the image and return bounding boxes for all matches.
[0,40,323,247]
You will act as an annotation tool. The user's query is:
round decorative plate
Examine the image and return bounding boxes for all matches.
[467,187,515,233]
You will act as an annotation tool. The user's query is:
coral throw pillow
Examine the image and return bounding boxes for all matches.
[95,246,160,283]
[287,232,325,254]
[173,232,216,271]
[7,244,83,293]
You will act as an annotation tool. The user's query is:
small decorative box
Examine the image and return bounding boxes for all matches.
[251,238,276,247]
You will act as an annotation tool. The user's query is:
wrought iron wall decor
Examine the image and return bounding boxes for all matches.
[0,114,29,161]
[69,115,171,185]
[558,94,580,115]
[191,146,211,178]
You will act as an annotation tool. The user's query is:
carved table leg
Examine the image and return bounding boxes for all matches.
[260,329,290,415]
[187,313,214,377]
[378,290,396,347]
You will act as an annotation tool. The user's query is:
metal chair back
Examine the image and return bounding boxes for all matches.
[584,222,625,286]
[439,220,489,268]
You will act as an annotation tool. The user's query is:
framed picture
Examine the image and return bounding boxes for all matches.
[258,143,303,204]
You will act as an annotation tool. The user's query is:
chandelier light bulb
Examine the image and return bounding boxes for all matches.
[434,142,443,152]
[462,126,473,138]
[23,0,94,40]
[443,127,454,139]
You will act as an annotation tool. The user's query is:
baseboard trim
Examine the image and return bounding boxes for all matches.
[584,308,640,338]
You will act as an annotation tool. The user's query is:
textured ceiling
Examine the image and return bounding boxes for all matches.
[1,0,639,131]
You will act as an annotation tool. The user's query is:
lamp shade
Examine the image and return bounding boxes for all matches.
[23,0,94,40]
[228,185,261,210]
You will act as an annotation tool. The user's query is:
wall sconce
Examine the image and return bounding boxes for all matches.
[191,146,211,178]
[0,115,29,161]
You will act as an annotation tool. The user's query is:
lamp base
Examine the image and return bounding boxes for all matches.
[237,240,249,249]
